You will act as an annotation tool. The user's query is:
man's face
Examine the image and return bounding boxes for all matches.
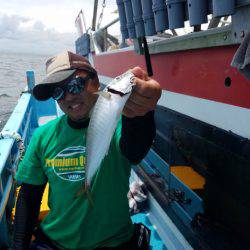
[57,71,99,121]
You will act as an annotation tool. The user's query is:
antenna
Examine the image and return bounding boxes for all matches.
[81,9,88,33]
[75,10,84,36]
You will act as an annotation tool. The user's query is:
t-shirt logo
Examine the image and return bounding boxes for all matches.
[45,146,86,181]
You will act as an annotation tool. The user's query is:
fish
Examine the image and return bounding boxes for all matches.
[77,71,135,201]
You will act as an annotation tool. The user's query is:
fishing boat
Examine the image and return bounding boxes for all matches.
[1,0,250,249]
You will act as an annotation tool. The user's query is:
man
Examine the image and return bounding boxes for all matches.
[13,51,161,250]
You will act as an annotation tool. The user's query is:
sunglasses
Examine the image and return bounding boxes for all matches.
[52,75,92,101]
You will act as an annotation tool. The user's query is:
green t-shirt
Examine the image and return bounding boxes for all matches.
[15,115,134,250]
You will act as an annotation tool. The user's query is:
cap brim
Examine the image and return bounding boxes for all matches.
[33,69,76,101]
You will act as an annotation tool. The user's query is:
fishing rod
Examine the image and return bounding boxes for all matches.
[137,165,170,207]
[142,37,153,77]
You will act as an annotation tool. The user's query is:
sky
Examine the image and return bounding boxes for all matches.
[0,0,118,55]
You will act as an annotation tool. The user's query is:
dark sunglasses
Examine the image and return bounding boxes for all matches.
[52,75,92,101]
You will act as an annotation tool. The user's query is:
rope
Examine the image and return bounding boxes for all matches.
[0,131,25,162]
[97,0,106,30]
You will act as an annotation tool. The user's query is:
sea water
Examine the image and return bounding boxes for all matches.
[0,52,50,130]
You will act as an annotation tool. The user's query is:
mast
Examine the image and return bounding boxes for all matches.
[92,0,99,31]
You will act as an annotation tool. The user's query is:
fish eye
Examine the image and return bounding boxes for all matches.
[130,77,135,84]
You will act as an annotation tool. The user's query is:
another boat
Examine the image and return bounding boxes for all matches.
[0,0,250,249]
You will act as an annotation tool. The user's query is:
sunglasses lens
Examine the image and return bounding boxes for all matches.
[52,76,90,100]
[68,78,84,94]
[52,87,64,100]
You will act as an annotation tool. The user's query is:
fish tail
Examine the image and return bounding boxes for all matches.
[76,186,85,196]
[76,182,94,207]
[85,188,94,207]
[76,181,88,196]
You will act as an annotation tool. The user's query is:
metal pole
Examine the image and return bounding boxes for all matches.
[98,17,119,31]
[26,71,35,92]
[26,71,38,127]
[92,0,99,31]
[137,165,170,207]
[81,10,88,33]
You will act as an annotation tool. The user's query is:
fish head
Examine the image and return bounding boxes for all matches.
[107,71,135,95]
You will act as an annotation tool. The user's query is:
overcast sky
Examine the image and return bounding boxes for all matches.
[0,0,118,55]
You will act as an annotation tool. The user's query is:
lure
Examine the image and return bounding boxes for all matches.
[78,71,135,201]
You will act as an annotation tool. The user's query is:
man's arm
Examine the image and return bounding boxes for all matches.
[119,67,161,163]
[13,183,46,250]
[120,111,155,164]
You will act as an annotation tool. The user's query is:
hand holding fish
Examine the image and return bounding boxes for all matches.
[123,67,162,118]
[81,69,161,200]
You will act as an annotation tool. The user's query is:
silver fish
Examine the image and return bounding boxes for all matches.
[85,71,135,191]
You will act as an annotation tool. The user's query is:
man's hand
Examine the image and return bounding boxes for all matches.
[123,67,162,118]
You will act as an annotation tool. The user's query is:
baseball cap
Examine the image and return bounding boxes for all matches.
[32,51,98,101]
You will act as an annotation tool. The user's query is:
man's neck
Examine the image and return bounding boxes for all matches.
[67,116,89,129]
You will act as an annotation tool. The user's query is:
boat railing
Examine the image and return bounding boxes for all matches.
[0,71,58,248]
[0,71,39,247]
[135,149,203,232]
